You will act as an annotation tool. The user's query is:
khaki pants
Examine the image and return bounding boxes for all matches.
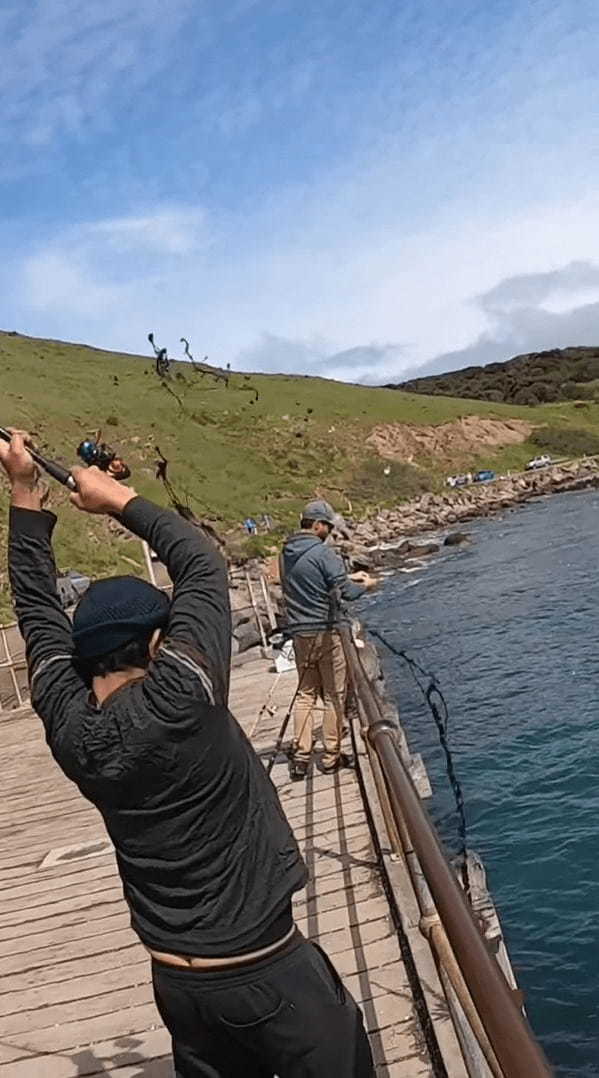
[292,632,347,767]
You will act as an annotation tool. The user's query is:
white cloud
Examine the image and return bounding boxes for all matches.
[22,251,121,317]
[405,260,599,378]
[89,208,209,256]
[0,0,196,155]
[13,192,599,381]
[478,261,599,315]
[18,205,212,334]
[236,335,406,382]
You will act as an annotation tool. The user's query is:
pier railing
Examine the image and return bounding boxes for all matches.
[0,622,28,711]
[340,625,553,1078]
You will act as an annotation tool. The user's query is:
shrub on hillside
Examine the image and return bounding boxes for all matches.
[346,457,433,505]
[560,381,595,400]
[534,383,560,403]
[574,383,596,399]
[577,357,599,381]
[531,427,599,457]
[242,534,282,559]
[513,388,540,406]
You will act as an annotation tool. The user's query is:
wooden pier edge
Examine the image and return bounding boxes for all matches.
[352,730,471,1078]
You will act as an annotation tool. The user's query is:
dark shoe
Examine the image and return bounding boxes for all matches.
[320,752,354,775]
[290,758,309,781]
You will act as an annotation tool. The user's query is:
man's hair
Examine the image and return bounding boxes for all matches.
[300,516,331,530]
[75,631,154,685]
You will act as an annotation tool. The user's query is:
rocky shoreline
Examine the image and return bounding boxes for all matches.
[229,457,599,660]
[338,457,599,572]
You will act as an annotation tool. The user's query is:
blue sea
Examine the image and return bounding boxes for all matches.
[362,489,599,1077]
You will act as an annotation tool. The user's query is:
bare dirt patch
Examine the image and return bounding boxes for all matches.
[366,416,533,462]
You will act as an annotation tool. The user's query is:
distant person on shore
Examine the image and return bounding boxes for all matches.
[1,434,374,1078]
[281,499,377,781]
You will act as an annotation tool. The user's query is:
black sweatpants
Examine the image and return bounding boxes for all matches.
[151,931,374,1077]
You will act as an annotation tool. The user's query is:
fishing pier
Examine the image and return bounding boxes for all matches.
[0,600,551,1077]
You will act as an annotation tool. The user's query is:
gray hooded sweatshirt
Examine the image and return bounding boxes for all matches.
[281,531,365,636]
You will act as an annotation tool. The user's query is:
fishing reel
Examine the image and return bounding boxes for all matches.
[76,439,131,481]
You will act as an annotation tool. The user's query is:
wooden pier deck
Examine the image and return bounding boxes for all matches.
[0,657,452,1077]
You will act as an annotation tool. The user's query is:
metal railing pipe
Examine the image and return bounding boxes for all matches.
[340,628,553,1078]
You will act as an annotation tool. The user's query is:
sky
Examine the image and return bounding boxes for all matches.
[3,0,599,382]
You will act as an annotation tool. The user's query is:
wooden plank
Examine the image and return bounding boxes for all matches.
[0,847,116,884]
[0,1001,160,1059]
[0,884,124,926]
[0,926,137,977]
[294,894,390,936]
[0,861,117,904]
[0,961,150,1018]
[0,943,143,995]
[0,910,129,957]
[292,879,383,916]
[0,982,155,1037]
[0,894,123,944]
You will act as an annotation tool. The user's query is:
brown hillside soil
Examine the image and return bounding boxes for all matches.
[366,416,533,462]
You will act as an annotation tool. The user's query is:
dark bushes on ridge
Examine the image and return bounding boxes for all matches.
[394,346,599,404]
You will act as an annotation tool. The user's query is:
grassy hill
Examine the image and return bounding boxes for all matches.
[395,346,599,405]
[1,330,599,619]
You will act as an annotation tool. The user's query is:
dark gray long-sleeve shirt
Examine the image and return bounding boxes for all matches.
[9,497,306,957]
[281,531,365,635]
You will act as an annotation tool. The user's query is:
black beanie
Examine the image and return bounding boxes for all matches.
[72,576,170,659]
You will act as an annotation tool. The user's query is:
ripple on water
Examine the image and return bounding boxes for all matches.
[364,490,599,1076]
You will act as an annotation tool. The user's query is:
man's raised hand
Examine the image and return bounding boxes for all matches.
[350,570,378,590]
[0,431,39,489]
[70,466,137,516]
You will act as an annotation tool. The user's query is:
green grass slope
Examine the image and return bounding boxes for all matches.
[0,330,598,618]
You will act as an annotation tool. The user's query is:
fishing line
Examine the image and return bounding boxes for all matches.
[265,634,319,775]
[154,446,194,517]
[250,671,282,739]
[368,627,471,900]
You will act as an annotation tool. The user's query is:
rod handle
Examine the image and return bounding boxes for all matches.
[0,428,77,490]
[41,458,77,490]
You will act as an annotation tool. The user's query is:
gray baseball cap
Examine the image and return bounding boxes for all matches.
[302,499,336,526]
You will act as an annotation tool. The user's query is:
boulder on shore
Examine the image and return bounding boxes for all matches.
[406,541,439,557]
[234,623,262,653]
[443,532,471,547]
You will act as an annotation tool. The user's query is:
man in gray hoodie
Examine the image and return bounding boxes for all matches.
[281,500,376,780]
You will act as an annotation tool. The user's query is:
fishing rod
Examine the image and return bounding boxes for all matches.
[0,429,132,491]
[77,436,131,480]
[0,427,76,490]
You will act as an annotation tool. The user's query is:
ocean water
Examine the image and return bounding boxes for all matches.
[360,489,599,1077]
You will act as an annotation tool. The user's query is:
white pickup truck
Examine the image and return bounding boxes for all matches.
[526,454,552,470]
